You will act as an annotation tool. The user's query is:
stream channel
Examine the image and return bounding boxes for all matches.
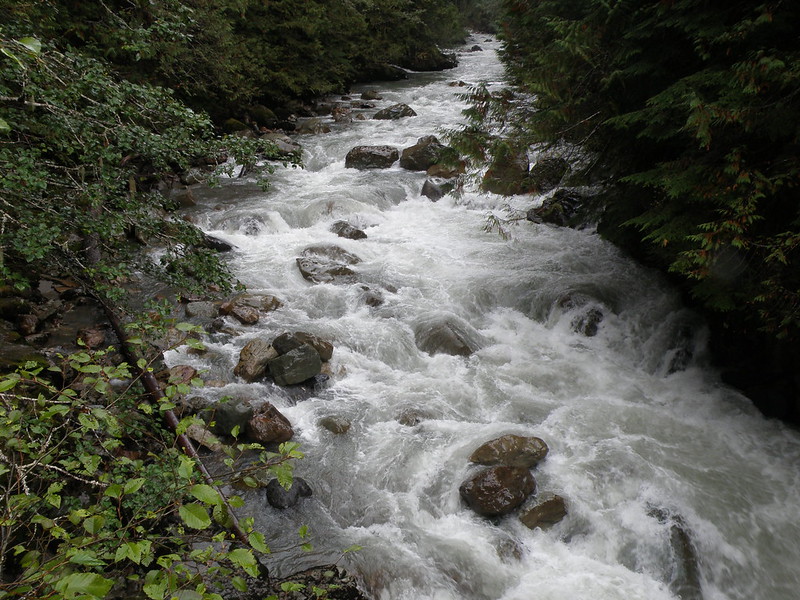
[169,35,800,600]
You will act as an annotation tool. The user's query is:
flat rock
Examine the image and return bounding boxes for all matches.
[519,493,567,529]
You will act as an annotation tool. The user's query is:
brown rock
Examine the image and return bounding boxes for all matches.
[519,493,567,529]
[460,466,536,517]
[77,327,106,349]
[469,434,549,468]
[319,415,351,434]
[247,402,294,444]
[234,338,278,382]
[18,314,38,336]
[229,305,260,325]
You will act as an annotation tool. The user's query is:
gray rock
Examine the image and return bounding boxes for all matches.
[247,402,294,444]
[528,157,569,193]
[268,344,323,386]
[185,301,218,319]
[265,477,312,509]
[295,117,330,134]
[373,103,417,120]
[526,189,587,227]
[319,415,351,434]
[459,466,536,517]
[400,135,447,171]
[234,338,278,382]
[207,396,254,437]
[344,145,399,169]
[296,244,361,285]
[331,221,367,240]
[469,435,549,468]
[272,331,334,362]
[421,179,444,201]
[414,318,482,356]
[519,493,567,529]
[261,132,301,155]
[361,90,382,100]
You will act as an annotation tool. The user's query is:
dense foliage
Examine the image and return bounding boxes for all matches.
[463,0,800,339]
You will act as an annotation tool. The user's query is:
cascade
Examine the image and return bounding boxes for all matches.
[170,35,800,600]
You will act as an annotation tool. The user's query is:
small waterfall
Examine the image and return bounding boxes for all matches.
[170,35,800,600]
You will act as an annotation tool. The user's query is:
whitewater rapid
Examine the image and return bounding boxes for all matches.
[171,35,800,600]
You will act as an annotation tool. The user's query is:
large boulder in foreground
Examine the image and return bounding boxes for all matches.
[247,402,294,444]
[459,466,536,517]
[469,434,549,468]
[296,244,361,285]
[345,145,399,169]
[373,103,417,120]
[400,135,447,171]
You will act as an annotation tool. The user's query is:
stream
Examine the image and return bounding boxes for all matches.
[169,35,800,600]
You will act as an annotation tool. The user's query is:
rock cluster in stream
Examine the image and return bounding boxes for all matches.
[460,434,567,529]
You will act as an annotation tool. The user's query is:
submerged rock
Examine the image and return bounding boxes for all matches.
[649,507,704,600]
[519,492,567,529]
[414,317,482,357]
[297,244,362,285]
[345,145,399,169]
[319,415,351,434]
[469,434,549,468]
[331,220,367,240]
[460,466,536,517]
[265,477,312,509]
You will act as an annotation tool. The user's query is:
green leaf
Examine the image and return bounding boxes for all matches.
[280,582,306,593]
[104,483,123,499]
[83,515,106,535]
[53,573,113,599]
[231,576,248,593]
[0,376,20,392]
[228,548,258,577]
[178,503,211,529]
[17,37,41,55]
[189,484,220,505]
[177,455,195,480]
[69,550,107,567]
[248,531,270,554]
[0,117,10,133]
[124,478,146,495]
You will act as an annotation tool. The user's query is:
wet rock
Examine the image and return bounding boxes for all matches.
[403,48,457,71]
[421,178,454,201]
[427,162,465,178]
[77,327,106,349]
[459,466,536,517]
[528,157,569,193]
[157,365,198,388]
[201,234,234,252]
[296,244,361,285]
[261,132,302,156]
[332,105,353,123]
[273,331,334,362]
[399,135,447,171]
[344,145,399,169]
[361,63,408,81]
[247,402,294,444]
[268,344,323,386]
[265,477,312,509]
[220,300,260,325]
[222,118,249,134]
[358,285,384,307]
[18,314,38,336]
[571,307,604,337]
[185,301,218,319]
[397,408,429,427]
[482,147,530,196]
[470,45,483,52]
[331,220,367,240]
[295,117,330,134]
[527,189,587,227]
[469,434,549,468]
[0,297,33,320]
[319,415,351,434]
[373,103,417,120]
[649,507,703,600]
[234,338,278,382]
[519,492,567,529]
[207,396,254,437]
[361,90,382,100]
[448,80,467,87]
[247,104,278,129]
[414,318,482,356]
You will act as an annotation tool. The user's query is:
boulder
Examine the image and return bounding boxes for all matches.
[247,104,278,129]
[373,103,417,120]
[18,314,38,336]
[649,508,703,600]
[77,327,106,349]
[482,147,530,196]
[414,318,481,357]
[528,157,569,193]
[358,285,384,307]
[399,136,447,171]
[344,145,399,169]
[526,189,587,227]
[185,301,218,319]
[220,299,259,325]
[247,402,294,444]
[201,234,234,252]
[331,105,352,123]
[360,64,408,81]
[571,307,604,337]
[296,244,361,285]
[361,90,382,100]
[272,331,334,362]
[331,221,367,240]
[402,48,457,71]
[459,466,536,517]
[261,132,301,156]
[319,415,351,434]
[234,338,278,382]
[295,117,330,134]
[469,434,549,468]
[427,162,465,178]
[265,477,313,509]
[519,493,567,529]
[222,118,249,134]
[268,344,323,386]
[470,45,483,52]
[207,396,254,437]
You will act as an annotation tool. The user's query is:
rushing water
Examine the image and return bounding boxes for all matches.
[171,35,800,600]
